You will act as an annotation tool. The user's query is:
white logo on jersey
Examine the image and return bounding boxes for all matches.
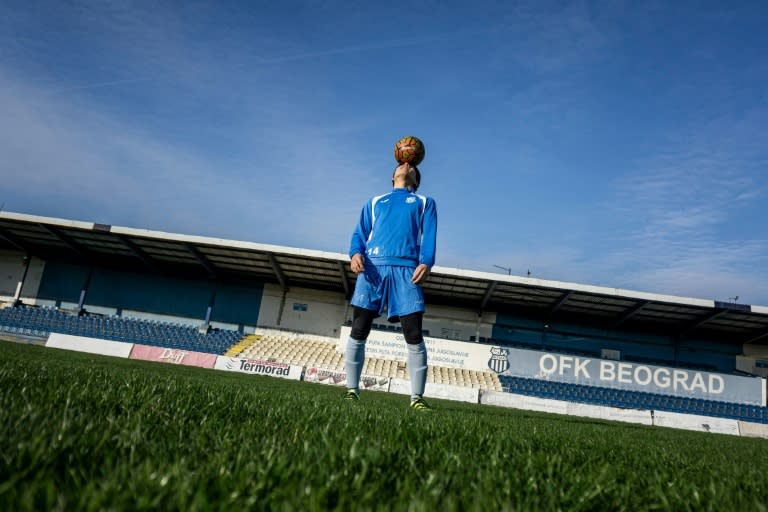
[406,197,417,203]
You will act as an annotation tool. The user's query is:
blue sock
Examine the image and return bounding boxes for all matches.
[407,342,428,400]
[345,336,366,392]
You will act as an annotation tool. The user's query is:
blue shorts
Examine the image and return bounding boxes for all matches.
[350,264,425,321]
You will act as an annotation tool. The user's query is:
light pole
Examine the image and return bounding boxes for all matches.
[493,265,511,276]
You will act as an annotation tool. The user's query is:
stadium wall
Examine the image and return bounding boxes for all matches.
[34,261,212,316]
[675,338,742,372]
[493,312,738,373]
[88,267,212,318]
[254,286,498,341]
[255,285,498,340]
[31,261,265,327]
[257,283,347,337]
[0,250,45,301]
[1,249,755,379]
[0,250,26,298]
[736,355,768,378]
[211,281,263,326]
[36,261,90,305]
[22,257,45,302]
[422,304,496,342]
[743,345,768,359]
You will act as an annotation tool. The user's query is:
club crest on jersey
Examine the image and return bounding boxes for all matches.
[488,346,510,373]
[406,197,417,203]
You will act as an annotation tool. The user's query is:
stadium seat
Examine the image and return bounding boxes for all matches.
[0,305,245,355]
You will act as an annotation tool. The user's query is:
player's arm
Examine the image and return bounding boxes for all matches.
[349,201,372,274]
[412,197,437,284]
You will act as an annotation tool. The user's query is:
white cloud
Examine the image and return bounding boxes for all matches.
[0,67,380,253]
[590,107,768,303]
[0,2,416,254]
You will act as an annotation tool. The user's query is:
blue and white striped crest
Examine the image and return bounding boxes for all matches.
[487,346,510,373]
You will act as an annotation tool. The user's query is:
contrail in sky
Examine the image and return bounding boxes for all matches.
[46,77,151,94]
[254,28,492,65]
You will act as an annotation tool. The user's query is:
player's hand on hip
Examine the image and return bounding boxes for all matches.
[351,253,365,274]
[411,264,430,284]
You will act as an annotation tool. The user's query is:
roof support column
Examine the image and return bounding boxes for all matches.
[200,282,218,334]
[0,228,30,253]
[276,289,287,327]
[679,309,730,337]
[187,245,218,280]
[40,224,89,260]
[268,254,288,292]
[548,290,573,317]
[12,255,31,306]
[117,235,158,273]
[745,329,768,345]
[480,281,497,311]
[613,300,650,328]
[76,266,94,315]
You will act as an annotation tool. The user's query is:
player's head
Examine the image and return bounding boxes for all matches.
[392,162,421,191]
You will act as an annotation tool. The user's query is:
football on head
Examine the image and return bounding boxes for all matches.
[394,136,425,166]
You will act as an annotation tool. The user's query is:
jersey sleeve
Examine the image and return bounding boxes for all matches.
[349,200,372,258]
[419,197,437,267]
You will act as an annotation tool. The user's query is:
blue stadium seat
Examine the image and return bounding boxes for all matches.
[0,305,245,356]
[495,370,768,424]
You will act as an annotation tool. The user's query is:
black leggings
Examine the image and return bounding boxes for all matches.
[350,306,424,345]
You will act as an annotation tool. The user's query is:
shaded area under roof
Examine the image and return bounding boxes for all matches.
[1,211,766,346]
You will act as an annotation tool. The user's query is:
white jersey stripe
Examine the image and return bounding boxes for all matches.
[368,193,389,243]
[417,194,427,245]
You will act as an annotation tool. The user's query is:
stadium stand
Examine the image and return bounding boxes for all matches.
[237,329,345,369]
[0,304,762,421]
[241,328,502,390]
[225,334,261,356]
[498,375,768,424]
[0,305,241,354]
[0,307,499,389]
[427,365,502,391]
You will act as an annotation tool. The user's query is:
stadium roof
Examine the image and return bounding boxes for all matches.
[1,211,767,346]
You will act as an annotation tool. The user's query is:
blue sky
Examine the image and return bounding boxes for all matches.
[1,1,767,305]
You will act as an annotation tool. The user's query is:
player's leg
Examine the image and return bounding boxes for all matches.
[345,306,377,399]
[346,266,383,399]
[400,312,429,408]
[386,266,430,409]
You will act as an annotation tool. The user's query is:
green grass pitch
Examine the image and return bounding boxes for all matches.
[1,340,767,511]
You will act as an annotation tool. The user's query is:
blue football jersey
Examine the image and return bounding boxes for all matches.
[349,187,437,267]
